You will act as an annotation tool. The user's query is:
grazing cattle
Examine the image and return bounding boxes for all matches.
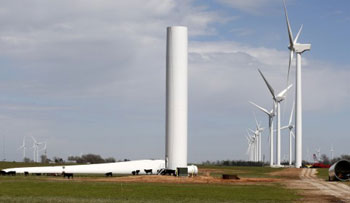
[132,170,141,175]
[7,171,16,176]
[63,172,74,179]
[24,172,29,176]
[0,171,6,176]
[105,172,113,177]
[144,169,153,175]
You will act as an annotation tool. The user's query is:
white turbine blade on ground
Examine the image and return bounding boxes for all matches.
[258,69,275,99]
[294,24,303,44]
[283,0,294,47]
[249,101,270,115]
[277,84,293,98]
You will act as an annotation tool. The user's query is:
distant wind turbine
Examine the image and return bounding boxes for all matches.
[281,102,295,165]
[249,101,275,166]
[18,136,27,161]
[258,69,292,166]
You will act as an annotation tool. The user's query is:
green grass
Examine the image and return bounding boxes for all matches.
[0,176,300,202]
[316,168,329,180]
[0,162,301,202]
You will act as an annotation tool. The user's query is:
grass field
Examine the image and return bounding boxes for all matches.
[316,168,329,180]
[0,162,301,202]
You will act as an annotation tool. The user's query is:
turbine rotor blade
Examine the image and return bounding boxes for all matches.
[289,101,295,125]
[294,24,303,44]
[277,84,293,98]
[249,101,270,115]
[258,69,276,99]
[283,0,294,47]
[280,126,289,130]
[287,50,294,86]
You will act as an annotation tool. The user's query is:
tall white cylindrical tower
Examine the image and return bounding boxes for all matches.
[165,26,188,170]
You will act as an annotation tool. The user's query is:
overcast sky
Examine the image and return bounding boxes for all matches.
[0,0,349,163]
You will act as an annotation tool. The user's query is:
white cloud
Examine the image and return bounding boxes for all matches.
[217,0,283,14]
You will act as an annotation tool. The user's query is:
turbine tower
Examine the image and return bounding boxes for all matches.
[18,137,27,161]
[31,136,43,163]
[249,101,275,166]
[165,26,188,171]
[258,69,292,166]
[283,0,311,168]
[249,116,264,162]
[330,145,334,160]
[281,103,294,165]
[246,133,255,161]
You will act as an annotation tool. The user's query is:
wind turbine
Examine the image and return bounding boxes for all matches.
[316,147,321,162]
[249,121,263,162]
[330,145,334,160]
[258,69,293,166]
[31,136,43,163]
[246,133,255,161]
[249,101,275,166]
[37,142,47,163]
[254,116,264,162]
[283,0,311,168]
[281,103,294,165]
[18,137,27,161]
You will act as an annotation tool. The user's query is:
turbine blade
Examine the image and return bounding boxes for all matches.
[31,136,37,143]
[287,50,294,86]
[249,101,270,115]
[294,24,303,44]
[254,112,259,128]
[283,0,294,46]
[291,131,295,138]
[277,84,293,98]
[280,126,289,130]
[289,101,295,125]
[249,129,255,134]
[258,69,276,99]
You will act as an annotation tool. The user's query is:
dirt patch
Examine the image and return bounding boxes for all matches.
[48,175,279,185]
[269,168,301,179]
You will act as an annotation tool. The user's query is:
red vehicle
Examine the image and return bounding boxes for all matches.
[311,163,331,168]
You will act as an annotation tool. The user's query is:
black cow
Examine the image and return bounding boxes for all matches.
[144,169,153,175]
[105,172,113,177]
[63,172,74,179]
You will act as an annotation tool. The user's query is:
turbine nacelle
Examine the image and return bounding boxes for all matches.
[293,43,311,53]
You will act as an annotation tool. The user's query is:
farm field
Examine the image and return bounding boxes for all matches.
[0,162,301,202]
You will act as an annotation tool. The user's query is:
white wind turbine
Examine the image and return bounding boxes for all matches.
[31,136,43,163]
[258,69,292,166]
[246,133,255,161]
[283,0,311,168]
[281,103,295,165]
[18,137,27,161]
[316,147,321,162]
[330,145,334,160]
[37,142,47,162]
[249,119,264,162]
[249,101,275,166]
